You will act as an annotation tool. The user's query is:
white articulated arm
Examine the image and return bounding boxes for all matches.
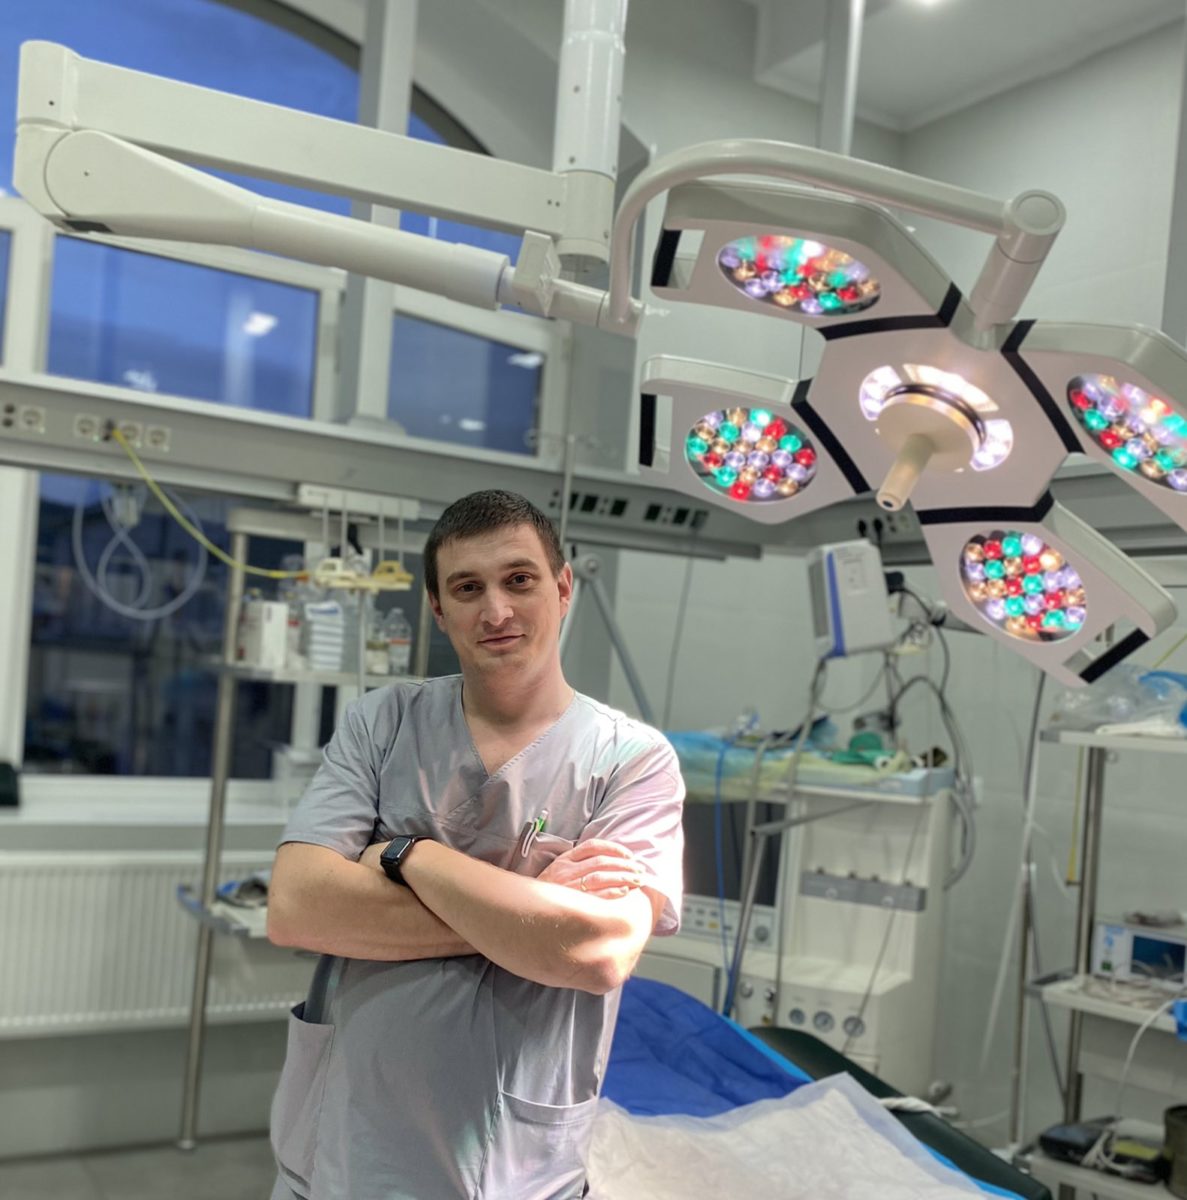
[18,128,510,309]
[603,139,1064,332]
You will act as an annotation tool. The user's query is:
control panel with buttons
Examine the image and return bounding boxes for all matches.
[677,896,776,947]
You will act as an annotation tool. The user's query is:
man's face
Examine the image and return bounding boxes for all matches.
[429,523,573,683]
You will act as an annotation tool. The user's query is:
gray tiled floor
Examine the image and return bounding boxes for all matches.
[0,1134,276,1200]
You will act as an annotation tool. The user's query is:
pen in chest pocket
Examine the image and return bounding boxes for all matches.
[518,809,549,858]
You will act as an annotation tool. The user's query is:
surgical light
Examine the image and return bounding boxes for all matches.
[12,42,1187,684]
[961,530,1086,641]
[1068,375,1187,490]
[718,235,879,317]
[685,406,816,503]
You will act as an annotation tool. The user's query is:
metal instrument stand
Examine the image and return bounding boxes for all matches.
[560,551,656,726]
[723,799,875,1019]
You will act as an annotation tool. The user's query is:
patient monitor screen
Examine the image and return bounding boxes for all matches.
[682,801,780,908]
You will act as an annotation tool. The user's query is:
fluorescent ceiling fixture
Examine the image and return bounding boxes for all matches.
[458,418,487,432]
[507,351,544,369]
[242,311,278,337]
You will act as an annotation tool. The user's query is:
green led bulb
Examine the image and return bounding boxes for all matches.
[1005,597,1026,618]
[1156,450,1179,472]
[1113,448,1138,471]
[719,422,740,442]
[1084,410,1109,432]
[779,434,803,453]
[984,560,1006,580]
[1023,574,1044,595]
[1002,535,1023,558]
[715,466,738,487]
[750,409,773,428]
[1043,610,1067,629]
[687,436,709,456]
[1164,414,1187,437]
[818,293,843,311]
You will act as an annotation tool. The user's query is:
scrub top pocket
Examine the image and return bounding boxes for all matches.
[271,1002,334,1197]
[514,832,577,878]
[478,1092,598,1200]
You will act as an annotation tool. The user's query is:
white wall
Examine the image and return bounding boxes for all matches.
[895,21,1187,1143]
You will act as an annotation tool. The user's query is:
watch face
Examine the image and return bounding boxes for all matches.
[382,836,413,865]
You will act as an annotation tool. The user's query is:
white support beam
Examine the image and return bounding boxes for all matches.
[0,206,53,769]
[815,0,865,157]
[16,41,567,236]
[1163,0,1187,344]
[339,0,417,426]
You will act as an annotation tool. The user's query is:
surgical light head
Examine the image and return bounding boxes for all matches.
[639,180,1186,685]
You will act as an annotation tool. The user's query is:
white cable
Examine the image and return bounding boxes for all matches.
[72,482,209,621]
[96,488,153,609]
[1115,996,1178,1118]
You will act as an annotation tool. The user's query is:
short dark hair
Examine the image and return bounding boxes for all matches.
[424,490,565,598]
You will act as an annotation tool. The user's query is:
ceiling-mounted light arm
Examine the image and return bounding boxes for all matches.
[603,138,1065,332]
[966,190,1066,332]
[551,0,629,265]
[21,128,512,309]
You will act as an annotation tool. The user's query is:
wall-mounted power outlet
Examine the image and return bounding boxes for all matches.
[17,406,46,434]
[1,403,46,434]
[115,421,143,449]
[74,413,103,442]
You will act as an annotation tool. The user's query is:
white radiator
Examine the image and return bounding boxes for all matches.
[0,851,314,1037]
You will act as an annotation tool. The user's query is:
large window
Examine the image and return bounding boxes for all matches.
[28,474,300,777]
[4,0,552,778]
[388,316,542,455]
[48,239,320,416]
[0,229,9,361]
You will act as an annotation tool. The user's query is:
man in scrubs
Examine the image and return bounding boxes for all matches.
[266,489,685,1200]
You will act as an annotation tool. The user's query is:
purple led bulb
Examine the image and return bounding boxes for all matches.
[1024,595,1044,616]
[744,279,768,299]
[725,451,746,470]
[964,562,986,582]
[752,478,777,500]
[1169,469,1187,492]
[771,449,793,469]
[1021,533,1044,556]
[748,451,770,470]
[986,599,1007,621]
[741,422,764,442]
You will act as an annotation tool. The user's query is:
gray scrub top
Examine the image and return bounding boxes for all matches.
[270,676,685,1200]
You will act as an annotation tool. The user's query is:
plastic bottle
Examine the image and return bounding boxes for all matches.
[383,608,413,675]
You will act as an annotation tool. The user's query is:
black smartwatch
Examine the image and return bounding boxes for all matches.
[379,835,427,887]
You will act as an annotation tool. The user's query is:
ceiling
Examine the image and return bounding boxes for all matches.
[751,0,1186,133]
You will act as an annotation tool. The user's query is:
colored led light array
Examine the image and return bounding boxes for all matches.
[861,364,1014,471]
[685,407,817,503]
[961,531,1087,642]
[1067,375,1187,492]
[717,235,880,317]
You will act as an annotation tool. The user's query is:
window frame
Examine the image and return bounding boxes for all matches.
[0,182,571,813]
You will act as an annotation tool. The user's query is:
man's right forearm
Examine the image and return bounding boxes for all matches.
[267,842,476,961]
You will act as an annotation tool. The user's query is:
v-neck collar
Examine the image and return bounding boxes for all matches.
[455,677,577,784]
